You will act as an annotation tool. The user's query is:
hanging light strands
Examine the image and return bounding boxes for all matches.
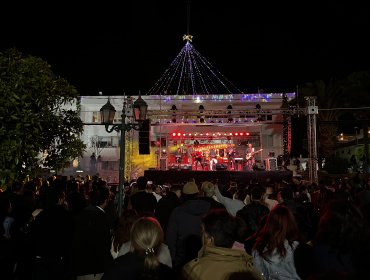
[147,40,243,96]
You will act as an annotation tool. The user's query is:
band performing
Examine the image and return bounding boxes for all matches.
[172,142,263,171]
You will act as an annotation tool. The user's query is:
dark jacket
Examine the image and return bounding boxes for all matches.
[102,252,175,280]
[199,197,226,210]
[70,206,113,276]
[155,192,181,233]
[236,201,269,237]
[281,200,313,241]
[166,199,211,270]
[28,204,74,258]
[130,191,157,214]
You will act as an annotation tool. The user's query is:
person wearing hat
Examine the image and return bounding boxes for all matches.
[166,179,211,273]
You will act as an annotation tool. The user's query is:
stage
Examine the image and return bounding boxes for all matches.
[144,169,293,186]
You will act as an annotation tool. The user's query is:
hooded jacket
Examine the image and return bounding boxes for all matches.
[182,246,263,280]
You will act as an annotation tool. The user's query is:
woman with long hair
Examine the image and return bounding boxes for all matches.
[102,216,174,280]
[110,209,139,259]
[252,205,304,279]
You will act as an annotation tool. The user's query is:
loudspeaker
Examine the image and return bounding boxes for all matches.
[253,162,265,171]
[215,163,227,171]
[265,158,277,171]
[139,119,151,154]
[181,165,191,171]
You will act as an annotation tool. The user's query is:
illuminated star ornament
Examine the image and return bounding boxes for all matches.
[147,34,243,96]
[182,34,193,42]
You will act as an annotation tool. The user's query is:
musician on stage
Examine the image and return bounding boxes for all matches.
[187,144,194,166]
[245,143,255,171]
[226,145,235,170]
[175,148,182,165]
[194,150,204,170]
[209,148,218,171]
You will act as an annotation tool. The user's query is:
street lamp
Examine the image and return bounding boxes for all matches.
[100,96,148,216]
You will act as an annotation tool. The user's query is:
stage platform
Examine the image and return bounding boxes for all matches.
[144,169,293,186]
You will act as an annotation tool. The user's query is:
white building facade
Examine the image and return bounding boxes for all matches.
[64,93,296,182]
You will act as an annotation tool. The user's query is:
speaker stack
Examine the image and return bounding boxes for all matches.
[265,157,277,171]
[215,163,227,171]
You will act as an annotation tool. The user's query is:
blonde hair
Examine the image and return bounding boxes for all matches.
[130,217,163,270]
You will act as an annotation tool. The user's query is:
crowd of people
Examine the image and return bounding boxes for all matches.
[1,173,370,279]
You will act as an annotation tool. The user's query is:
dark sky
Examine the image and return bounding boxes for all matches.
[1,1,370,95]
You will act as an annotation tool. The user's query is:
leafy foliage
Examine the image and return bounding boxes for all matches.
[0,48,86,182]
[300,71,370,159]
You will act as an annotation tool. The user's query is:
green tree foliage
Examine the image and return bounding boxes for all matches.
[0,48,86,182]
[300,71,370,160]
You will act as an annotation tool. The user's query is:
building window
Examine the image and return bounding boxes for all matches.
[92,111,101,123]
[92,111,121,123]
[101,161,119,171]
[97,136,119,148]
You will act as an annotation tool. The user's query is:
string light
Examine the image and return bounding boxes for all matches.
[147,40,243,96]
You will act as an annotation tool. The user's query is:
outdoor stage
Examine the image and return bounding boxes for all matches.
[144,169,293,186]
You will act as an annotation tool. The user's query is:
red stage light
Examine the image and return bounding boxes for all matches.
[172,132,176,136]
[177,133,181,136]
[246,132,250,136]
[235,133,239,136]
[183,133,186,136]
[206,133,209,136]
[240,132,244,136]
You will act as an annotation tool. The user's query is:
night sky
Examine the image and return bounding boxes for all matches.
[1,1,370,95]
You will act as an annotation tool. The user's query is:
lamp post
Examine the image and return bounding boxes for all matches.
[100,96,148,216]
[354,127,359,146]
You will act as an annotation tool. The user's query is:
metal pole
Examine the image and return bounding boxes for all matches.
[305,97,318,184]
[118,109,126,217]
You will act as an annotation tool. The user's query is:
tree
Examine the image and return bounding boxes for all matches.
[0,48,86,182]
[89,135,105,157]
[300,71,370,166]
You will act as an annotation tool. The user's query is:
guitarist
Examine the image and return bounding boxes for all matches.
[245,143,256,171]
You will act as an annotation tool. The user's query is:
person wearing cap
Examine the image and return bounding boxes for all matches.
[165,179,211,272]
